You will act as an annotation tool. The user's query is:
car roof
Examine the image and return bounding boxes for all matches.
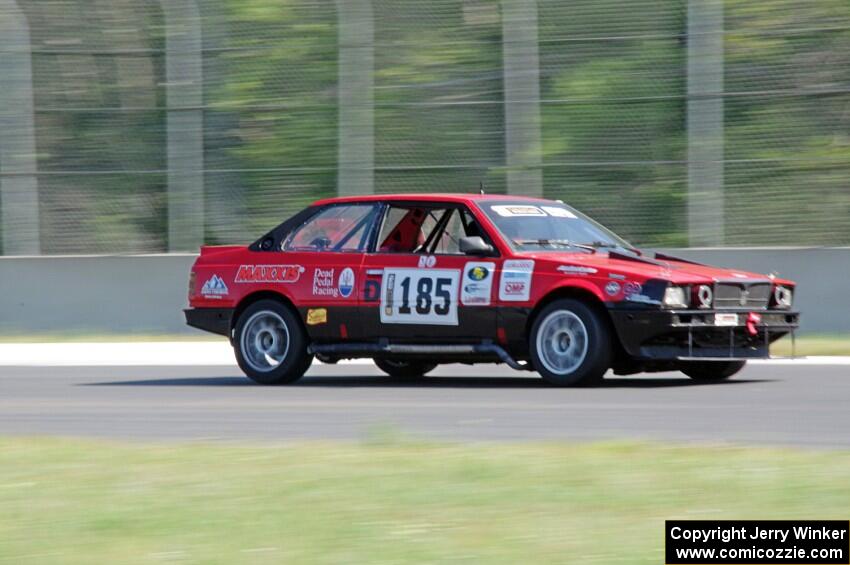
[312,193,554,207]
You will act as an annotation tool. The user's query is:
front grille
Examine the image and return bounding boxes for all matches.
[714,282,771,310]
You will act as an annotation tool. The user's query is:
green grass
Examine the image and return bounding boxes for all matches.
[770,334,850,357]
[1,439,849,564]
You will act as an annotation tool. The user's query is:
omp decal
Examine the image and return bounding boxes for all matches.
[417,255,437,268]
[541,206,577,218]
[380,268,460,325]
[338,267,355,298]
[306,308,327,326]
[557,265,597,275]
[235,265,303,283]
[200,275,228,298]
[499,260,534,302]
[605,281,621,296]
[490,205,546,217]
[461,262,495,306]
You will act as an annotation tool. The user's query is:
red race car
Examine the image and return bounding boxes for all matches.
[185,194,799,386]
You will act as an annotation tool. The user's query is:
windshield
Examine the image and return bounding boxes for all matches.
[479,200,634,252]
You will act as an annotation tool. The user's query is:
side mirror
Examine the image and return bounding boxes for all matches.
[459,236,493,256]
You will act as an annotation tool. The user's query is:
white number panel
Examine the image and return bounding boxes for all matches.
[380,268,460,326]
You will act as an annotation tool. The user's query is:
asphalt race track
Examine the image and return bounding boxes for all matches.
[1,363,848,447]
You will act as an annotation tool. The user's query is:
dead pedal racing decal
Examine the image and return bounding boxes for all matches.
[312,267,356,299]
[461,262,495,306]
[235,264,304,283]
[306,308,328,326]
[381,268,460,325]
[200,275,228,298]
[499,260,534,302]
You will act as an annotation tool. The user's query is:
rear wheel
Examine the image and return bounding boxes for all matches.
[374,358,437,379]
[529,298,611,387]
[679,360,746,381]
[233,299,312,385]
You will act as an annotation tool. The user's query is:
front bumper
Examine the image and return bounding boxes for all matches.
[608,308,800,360]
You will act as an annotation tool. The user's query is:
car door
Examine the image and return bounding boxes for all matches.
[280,202,379,340]
[359,203,500,342]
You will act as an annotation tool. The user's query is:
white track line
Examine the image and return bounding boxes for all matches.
[0,342,849,367]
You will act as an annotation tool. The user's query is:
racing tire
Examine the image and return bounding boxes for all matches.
[679,360,746,381]
[374,358,437,379]
[529,298,611,387]
[233,299,313,385]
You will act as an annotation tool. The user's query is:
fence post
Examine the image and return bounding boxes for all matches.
[687,0,725,246]
[336,0,374,196]
[0,0,40,255]
[502,0,543,197]
[162,0,204,252]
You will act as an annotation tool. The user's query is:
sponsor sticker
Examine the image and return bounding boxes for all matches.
[491,205,547,217]
[541,206,577,219]
[608,273,626,280]
[306,308,327,326]
[623,281,642,296]
[715,313,739,327]
[235,264,303,284]
[499,260,534,302]
[557,265,598,276]
[605,281,621,296]
[461,262,495,306]
[338,267,355,299]
[625,293,660,305]
[417,255,437,268]
[200,275,228,298]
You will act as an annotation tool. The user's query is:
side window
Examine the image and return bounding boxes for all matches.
[285,204,377,252]
[432,210,464,254]
[377,205,489,255]
[377,206,448,253]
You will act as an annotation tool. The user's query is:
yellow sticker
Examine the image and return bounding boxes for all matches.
[306,308,327,326]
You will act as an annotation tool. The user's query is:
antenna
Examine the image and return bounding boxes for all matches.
[479,181,485,195]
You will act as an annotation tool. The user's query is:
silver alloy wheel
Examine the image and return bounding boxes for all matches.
[535,309,589,375]
[240,310,291,373]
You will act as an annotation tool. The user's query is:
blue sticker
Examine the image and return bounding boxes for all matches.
[338,267,355,298]
[605,281,621,296]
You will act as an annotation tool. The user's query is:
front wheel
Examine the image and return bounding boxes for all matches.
[679,360,746,381]
[529,298,611,387]
[374,358,437,379]
[233,299,313,385]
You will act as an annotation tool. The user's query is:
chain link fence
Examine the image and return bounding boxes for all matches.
[0,0,848,255]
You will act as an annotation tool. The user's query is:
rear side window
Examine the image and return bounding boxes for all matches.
[284,204,378,252]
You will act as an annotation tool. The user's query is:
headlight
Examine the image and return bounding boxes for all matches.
[663,286,689,308]
[696,284,713,309]
[774,285,793,309]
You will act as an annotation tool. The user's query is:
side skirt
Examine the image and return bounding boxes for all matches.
[308,340,533,371]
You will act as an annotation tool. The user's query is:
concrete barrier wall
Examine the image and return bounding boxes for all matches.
[0,254,197,335]
[1,248,846,335]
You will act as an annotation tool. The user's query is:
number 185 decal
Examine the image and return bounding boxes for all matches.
[380,268,460,325]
